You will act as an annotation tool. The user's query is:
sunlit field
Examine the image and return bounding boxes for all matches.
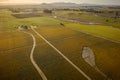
[35,26,120,80]
[0,5,120,80]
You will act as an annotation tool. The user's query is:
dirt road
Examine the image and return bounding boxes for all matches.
[23,32,48,80]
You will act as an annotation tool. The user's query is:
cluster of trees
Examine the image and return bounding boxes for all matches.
[9,8,21,13]
[15,25,29,30]
[43,9,52,14]
[80,9,104,13]
[9,8,41,13]
[114,11,120,18]
[20,25,29,30]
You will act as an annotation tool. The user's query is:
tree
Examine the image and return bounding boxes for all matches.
[43,9,52,14]
[115,11,119,18]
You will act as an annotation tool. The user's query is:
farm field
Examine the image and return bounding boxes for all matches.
[0,8,120,80]
[66,23,120,42]
[35,26,120,80]
[0,31,42,80]
[54,10,120,28]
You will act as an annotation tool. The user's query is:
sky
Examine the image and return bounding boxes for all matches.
[0,0,120,5]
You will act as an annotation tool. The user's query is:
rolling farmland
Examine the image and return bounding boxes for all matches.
[0,8,120,80]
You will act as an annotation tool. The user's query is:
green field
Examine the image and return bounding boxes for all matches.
[0,9,120,80]
[54,10,120,28]
[66,23,120,42]
[0,9,66,31]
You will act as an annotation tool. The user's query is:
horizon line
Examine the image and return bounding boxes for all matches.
[0,2,120,6]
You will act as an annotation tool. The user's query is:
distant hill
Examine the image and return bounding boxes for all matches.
[43,2,79,6]
[40,2,120,6]
[39,2,80,9]
[40,2,98,7]
[38,2,101,9]
[0,2,120,9]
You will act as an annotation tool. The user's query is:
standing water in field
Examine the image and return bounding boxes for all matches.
[82,46,112,80]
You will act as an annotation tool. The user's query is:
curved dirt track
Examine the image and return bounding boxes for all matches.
[23,31,47,80]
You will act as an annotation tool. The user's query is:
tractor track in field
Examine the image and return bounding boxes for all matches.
[32,28,92,80]
[23,31,48,80]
